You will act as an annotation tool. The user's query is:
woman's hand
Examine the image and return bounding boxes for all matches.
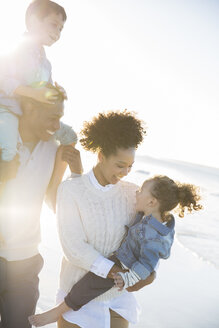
[126,271,156,292]
[113,273,125,291]
[107,264,128,279]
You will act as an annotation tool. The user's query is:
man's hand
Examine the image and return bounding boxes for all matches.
[61,145,83,174]
[126,271,156,292]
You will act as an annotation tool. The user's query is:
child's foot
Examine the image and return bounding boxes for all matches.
[28,308,61,327]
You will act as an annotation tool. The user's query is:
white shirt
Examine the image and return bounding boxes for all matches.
[0,136,58,261]
[57,169,140,327]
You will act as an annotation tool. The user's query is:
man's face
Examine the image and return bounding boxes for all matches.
[31,101,64,141]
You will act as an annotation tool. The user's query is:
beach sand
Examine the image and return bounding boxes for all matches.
[38,214,219,328]
[130,240,219,328]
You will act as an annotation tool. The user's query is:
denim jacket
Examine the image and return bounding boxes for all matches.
[115,212,175,280]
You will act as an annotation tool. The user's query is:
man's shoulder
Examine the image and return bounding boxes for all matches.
[31,139,58,163]
[41,138,59,151]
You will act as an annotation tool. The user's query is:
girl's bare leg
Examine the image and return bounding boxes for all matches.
[28,302,70,327]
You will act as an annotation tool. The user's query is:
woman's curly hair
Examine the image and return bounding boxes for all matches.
[80,110,146,156]
[149,175,203,219]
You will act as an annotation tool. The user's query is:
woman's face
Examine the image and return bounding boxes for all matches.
[98,147,136,185]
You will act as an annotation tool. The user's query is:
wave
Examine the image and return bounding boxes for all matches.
[135,169,150,175]
[210,192,219,198]
[176,233,219,269]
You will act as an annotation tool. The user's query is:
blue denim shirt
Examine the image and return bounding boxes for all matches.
[0,34,52,115]
[115,212,175,280]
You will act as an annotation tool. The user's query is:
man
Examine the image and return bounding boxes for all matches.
[0,85,82,328]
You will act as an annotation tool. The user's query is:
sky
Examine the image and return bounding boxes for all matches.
[0,0,218,168]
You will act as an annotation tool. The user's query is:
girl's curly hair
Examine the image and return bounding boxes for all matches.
[149,175,203,219]
[80,110,146,156]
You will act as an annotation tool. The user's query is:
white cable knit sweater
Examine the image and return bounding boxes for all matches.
[57,173,138,302]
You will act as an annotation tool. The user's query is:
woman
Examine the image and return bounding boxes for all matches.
[56,110,154,328]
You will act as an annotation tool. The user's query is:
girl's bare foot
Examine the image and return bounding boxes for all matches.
[28,308,60,327]
[28,302,70,327]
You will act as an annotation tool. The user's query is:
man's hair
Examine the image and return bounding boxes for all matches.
[25,0,67,30]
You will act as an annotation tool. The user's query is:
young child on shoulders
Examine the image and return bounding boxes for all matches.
[29,174,203,327]
[0,0,77,182]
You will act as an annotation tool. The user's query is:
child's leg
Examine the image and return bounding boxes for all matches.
[0,109,19,161]
[64,255,121,310]
[28,271,114,327]
[29,302,70,327]
[64,271,114,310]
[0,110,19,186]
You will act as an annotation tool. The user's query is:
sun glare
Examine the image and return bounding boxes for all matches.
[0,2,27,55]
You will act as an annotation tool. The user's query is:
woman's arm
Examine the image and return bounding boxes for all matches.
[126,271,156,292]
[108,263,156,291]
[57,182,101,271]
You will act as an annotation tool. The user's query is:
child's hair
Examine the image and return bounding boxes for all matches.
[25,0,67,30]
[149,175,203,219]
[80,110,146,157]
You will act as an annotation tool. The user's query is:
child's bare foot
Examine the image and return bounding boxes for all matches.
[28,308,61,327]
[28,302,70,327]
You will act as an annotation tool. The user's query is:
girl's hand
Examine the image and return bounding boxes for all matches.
[54,82,68,100]
[113,273,124,291]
